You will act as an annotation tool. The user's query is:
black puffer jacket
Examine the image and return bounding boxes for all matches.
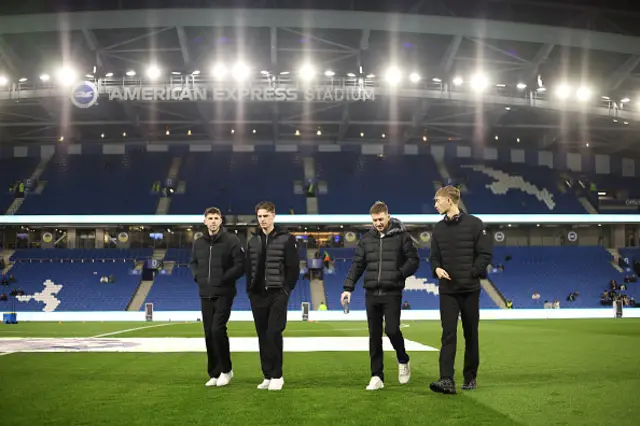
[429,213,493,294]
[189,228,245,298]
[344,218,420,294]
[246,227,300,294]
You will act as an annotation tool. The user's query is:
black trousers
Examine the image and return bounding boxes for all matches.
[438,289,480,382]
[200,295,234,378]
[365,292,409,382]
[250,288,290,379]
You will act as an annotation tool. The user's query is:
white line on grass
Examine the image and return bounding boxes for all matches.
[90,322,181,338]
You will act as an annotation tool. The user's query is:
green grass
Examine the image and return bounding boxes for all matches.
[1,319,639,425]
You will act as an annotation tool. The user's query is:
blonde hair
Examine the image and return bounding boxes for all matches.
[435,186,461,204]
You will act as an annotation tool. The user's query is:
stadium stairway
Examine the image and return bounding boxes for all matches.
[304,156,318,214]
[156,156,183,215]
[607,248,625,272]
[5,198,24,215]
[480,278,506,308]
[127,280,153,311]
[5,155,54,215]
[578,197,599,214]
[1,250,15,275]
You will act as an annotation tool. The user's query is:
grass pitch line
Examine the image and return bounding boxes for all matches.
[90,322,181,338]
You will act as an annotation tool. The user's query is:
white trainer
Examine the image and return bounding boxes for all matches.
[257,379,271,390]
[205,377,217,387]
[268,377,284,391]
[366,376,384,391]
[398,362,411,384]
[216,370,233,387]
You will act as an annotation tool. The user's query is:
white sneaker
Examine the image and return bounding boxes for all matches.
[257,379,271,390]
[216,370,233,387]
[366,376,384,391]
[398,362,411,384]
[205,377,217,387]
[268,377,284,391]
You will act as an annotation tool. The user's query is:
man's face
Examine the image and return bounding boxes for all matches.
[204,213,222,233]
[371,212,390,233]
[434,196,451,215]
[257,209,275,230]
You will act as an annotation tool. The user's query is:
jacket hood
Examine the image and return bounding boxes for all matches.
[201,226,228,241]
[368,217,407,237]
[252,226,287,238]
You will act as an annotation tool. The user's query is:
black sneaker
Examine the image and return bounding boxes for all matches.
[429,378,457,394]
[462,379,477,390]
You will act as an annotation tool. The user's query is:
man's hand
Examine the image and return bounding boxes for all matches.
[341,291,351,305]
[435,267,451,280]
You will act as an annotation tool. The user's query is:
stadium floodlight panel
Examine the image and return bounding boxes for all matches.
[125,70,136,76]
[40,74,50,82]
[469,73,488,92]
[555,84,572,99]
[517,83,527,89]
[56,67,77,86]
[299,64,315,81]
[576,86,592,101]
[452,77,463,86]
[384,67,402,85]
[147,66,161,79]
[1,214,640,226]
[232,62,250,81]
[211,63,227,79]
[324,70,335,77]
[409,72,421,83]
[0,76,7,85]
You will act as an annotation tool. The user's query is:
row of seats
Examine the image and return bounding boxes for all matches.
[5,153,637,215]
[10,248,153,261]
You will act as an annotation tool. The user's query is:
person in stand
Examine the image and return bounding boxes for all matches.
[246,201,300,391]
[341,201,419,391]
[428,186,492,394]
[190,206,245,388]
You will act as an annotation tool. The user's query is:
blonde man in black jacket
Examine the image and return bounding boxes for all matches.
[341,201,420,391]
[429,186,492,394]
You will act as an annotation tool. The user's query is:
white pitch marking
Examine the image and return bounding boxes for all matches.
[0,336,438,353]
[90,322,180,338]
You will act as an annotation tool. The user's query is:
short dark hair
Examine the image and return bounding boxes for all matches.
[204,206,222,217]
[255,201,276,214]
[369,201,388,215]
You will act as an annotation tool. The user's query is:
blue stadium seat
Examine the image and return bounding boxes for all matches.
[0,157,39,212]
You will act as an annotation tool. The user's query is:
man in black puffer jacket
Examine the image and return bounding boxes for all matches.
[428,186,492,395]
[246,201,299,391]
[190,207,245,388]
[341,201,419,391]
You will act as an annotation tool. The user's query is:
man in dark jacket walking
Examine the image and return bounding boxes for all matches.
[429,186,492,394]
[246,201,299,391]
[341,201,420,391]
[190,206,245,388]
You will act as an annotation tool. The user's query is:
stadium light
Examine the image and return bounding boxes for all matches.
[299,64,315,81]
[295,129,300,136]
[40,74,50,82]
[555,84,571,99]
[432,77,442,83]
[105,72,114,77]
[517,83,527,89]
[469,73,488,92]
[384,67,402,85]
[0,76,7,85]
[621,97,630,103]
[452,77,463,86]
[100,133,105,139]
[122,132,127,137]
[409,72,421,83]
[576,86,592,101]
[360,132,364,137]
[18,77,27,82]
[346,72,356,77]
[56,67,77,86]
[211,64,227,79]
[125,70,136,77]
[316,129,322,136]
[324,70,335,77]
[366,74,375,78]
[191,70,200,75]
[147,66,161,79]
[232,62,250,81]
[260,70,269,75]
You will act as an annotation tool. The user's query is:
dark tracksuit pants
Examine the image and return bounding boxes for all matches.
[250,288,290,379]
[365,291,410,382]
[438,289,480,382]
[200,296,234,379]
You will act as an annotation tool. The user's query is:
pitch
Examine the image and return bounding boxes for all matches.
[1,319,639,426]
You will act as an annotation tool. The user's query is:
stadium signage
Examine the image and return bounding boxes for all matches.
[104,85,375,103]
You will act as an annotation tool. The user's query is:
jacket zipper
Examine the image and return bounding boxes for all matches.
[207,244,212,298]
[377,236,383,291]
[264,234,269,290]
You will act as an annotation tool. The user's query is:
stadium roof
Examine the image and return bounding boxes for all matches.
[0,0,639,155]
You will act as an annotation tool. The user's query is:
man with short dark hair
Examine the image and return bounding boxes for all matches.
[190,206,245,388]
[246,201,299,391]
[429,186,492,394]
[341,201,420,391]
